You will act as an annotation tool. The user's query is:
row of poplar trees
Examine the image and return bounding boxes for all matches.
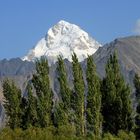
[2,52,140,138]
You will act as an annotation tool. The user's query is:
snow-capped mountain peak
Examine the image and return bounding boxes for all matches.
[23,20,101,65]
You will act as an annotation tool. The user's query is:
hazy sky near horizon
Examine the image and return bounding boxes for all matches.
[0,0,140,59]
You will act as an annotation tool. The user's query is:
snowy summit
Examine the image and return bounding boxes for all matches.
[23,20,101,65]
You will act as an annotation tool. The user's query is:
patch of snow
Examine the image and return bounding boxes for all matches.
[22,20,101,65]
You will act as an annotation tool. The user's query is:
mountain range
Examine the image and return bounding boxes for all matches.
[0,20,140,127]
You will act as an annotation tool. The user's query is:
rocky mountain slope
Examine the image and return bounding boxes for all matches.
[94,36,140,87]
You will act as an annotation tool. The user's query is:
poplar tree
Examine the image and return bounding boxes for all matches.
[57,55,71,110]
[134,73,140,139]
[101,52,133,134]
[32,57,53,127]
[71,52,85,136]
[21,84,38,129]
[26,84,38,126]
[86,55,102,137]
[54,56,71,126]
[3,79,22,129]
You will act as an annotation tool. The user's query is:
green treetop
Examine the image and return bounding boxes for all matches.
[101,51,134,134]
[3,79,22,129]
[86,55,102,137]
[134,73,140,139]
[71,52,85,136]
[32,57,53,127]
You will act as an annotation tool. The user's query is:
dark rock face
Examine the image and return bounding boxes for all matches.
[0,58,35,76]
[0,58,35,89]
[94,36,140,87]
[0,35,140,128]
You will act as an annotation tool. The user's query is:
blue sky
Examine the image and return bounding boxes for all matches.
[0,0,140,59]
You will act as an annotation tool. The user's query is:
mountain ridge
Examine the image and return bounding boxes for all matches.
[22,20,101,65]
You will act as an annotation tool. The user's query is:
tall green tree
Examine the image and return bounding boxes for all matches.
[21,84,38,129]
[134,73,140,139]
[86,55,102,137]
[32,56,53,127]
[54,56,71,126]
[101,51,133,134]
[3,79,22,129]
[26,84,38,127]
[71,52,85,136]
[57,55,71,110]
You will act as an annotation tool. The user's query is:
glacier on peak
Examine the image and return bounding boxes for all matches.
[22,20,101,65]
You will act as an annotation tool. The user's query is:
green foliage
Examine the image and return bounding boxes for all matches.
[32,56,53,127]
[21,84,38,129]
[71,52,85,136]
[134,73,140,139]
[2,79,22,129]
[54,56,72,127]
[103,130,135,140]
[0,128,136,140]
[57,55,71,109]
[53,102,69,127]
[0,126,81,140]
[86,55,102,137]
[117,130,135,140]
[56,124,76,138]
[101,51,134,134]
[26,84,38,127]
[0,127,54,140]
[134,73,140,99]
